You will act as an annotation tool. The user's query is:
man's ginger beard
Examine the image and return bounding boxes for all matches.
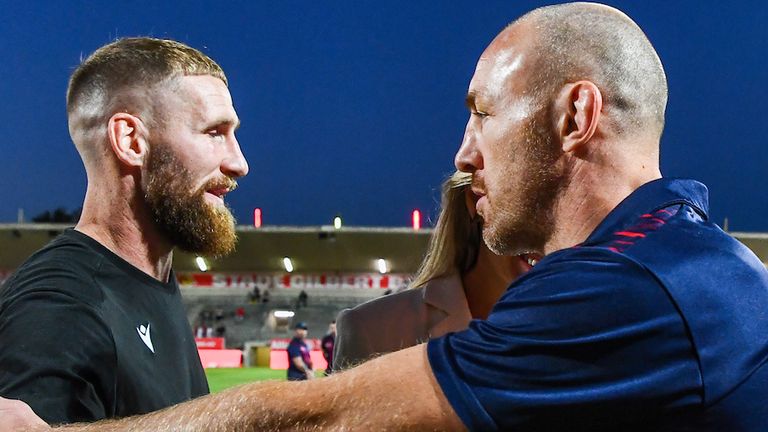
[143,145,238,258]
[481,104,566,256]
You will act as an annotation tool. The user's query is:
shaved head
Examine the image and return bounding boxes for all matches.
[456,2,668,256]
[510,2,668,139]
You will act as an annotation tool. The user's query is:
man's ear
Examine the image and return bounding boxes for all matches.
[107,113,149,168]
[554,81,603,153]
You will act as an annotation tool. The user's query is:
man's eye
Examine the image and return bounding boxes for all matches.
[472,111,489,118]
[207,130,225,140]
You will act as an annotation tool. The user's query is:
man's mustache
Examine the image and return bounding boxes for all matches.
[199,178,238,194]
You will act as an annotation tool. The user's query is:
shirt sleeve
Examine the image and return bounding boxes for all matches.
[0,288,117,424]
[333,307,363,370]
[427,248,702,431]
[287,342,302,360]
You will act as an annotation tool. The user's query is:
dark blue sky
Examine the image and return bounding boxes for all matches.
[2,1,767,230]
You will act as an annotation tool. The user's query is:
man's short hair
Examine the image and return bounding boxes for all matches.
[516,3,668,138]
[66,37,226,127]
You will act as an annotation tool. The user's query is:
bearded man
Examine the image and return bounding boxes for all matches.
[0,37,248,424]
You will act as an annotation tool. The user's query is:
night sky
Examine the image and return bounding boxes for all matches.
[2,1,766,230]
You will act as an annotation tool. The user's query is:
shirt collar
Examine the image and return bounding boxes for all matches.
[583,178,709,245]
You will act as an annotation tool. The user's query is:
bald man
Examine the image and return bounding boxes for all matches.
[4,3,768,431]
[0,38,248,423]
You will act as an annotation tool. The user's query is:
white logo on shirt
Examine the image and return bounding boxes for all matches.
[137,323,155,353]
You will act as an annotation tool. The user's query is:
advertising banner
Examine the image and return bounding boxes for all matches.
[177,272,412,291]
[195,337,225,350]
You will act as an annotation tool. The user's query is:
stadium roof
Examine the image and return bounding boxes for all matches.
[0,224,431,274]
[2,225,767,276]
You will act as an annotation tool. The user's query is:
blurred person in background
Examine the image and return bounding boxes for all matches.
[320,321,336,375]
[334,171,533,370]
[296,289,309,309]
[0,37,248,424]
[287,322,314,381]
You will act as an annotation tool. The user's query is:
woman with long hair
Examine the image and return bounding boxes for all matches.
[333,171,533,370]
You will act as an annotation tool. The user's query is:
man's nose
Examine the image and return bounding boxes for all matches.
[455,122,482,173]
[222,136,249,178]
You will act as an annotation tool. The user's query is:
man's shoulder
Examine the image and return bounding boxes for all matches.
[540,201,762,288]
[574,202,768,301]
[1,231,105,305]
[287,338,307,352]
[514,245,651,289]
[493,246,672,332]
[505,211,768,407]
[583,201,749,271]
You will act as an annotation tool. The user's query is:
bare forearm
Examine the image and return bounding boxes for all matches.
[55,345,462,431]
[56,380,335,432]
[291,356,311,373]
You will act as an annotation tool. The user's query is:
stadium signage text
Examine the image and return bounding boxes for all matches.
[176,272,412,290]
[195,337,226,349]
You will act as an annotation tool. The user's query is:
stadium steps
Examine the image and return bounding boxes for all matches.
[180,287,384,348]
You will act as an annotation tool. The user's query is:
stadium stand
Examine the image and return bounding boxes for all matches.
[180,287,381,348]
[3,223,768,368]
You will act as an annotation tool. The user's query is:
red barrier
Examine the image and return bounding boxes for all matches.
[195,337,225,349]
[269,337,327,370]
[199,349,242,368]
[270,338,320,350]
[270,349,327,371]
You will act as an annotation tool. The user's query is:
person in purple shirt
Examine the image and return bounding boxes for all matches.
[320,321,336,375]
[286,322,314,381]
[4,2,768,431]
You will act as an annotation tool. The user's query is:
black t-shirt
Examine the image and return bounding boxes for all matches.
[0,229,209,424]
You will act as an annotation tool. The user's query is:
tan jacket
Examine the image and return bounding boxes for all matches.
[333,273,471,370]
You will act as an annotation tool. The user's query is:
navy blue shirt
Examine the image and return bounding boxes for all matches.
[428,179,768,431]
[287,337,313,380]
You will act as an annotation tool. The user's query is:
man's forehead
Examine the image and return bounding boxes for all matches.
[470,25,535,100]
[170,75,239,124]
[176,75,232,104]
[470,51,526,102]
